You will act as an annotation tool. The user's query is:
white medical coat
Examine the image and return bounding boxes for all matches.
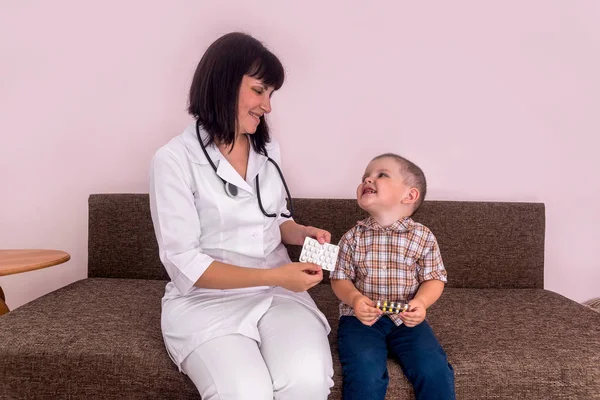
[149,123,330,369]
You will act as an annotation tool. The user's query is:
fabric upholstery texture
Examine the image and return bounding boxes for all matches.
[1,194,598,399]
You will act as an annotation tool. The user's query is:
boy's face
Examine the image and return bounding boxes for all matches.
[357,157,412,214]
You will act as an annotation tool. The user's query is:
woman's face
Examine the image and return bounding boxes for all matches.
[236,75,275,135]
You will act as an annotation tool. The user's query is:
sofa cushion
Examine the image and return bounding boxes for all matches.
[312,286,600,399]
[425,288,600,399]
[88,195,545,289]
[2,278,599,399]
[0,278,198,399]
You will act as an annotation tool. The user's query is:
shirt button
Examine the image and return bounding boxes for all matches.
[382,266,387,270]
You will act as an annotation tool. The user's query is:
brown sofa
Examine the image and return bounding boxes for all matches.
[1,194,599,399]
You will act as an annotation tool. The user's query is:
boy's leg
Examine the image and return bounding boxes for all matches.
[387,320,455,400]
[337,316,390,400]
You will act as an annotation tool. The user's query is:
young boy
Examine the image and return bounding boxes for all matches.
[330,153,455,400]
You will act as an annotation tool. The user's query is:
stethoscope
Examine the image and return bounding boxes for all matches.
[196,120,294,218]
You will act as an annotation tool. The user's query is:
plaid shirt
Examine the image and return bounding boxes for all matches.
[330,216,447,326]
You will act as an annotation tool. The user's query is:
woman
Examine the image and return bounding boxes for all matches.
[149,32,334,399]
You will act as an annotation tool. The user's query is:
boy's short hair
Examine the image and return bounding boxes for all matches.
[372,153,427,212]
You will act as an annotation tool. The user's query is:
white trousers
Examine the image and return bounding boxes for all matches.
[181,296,334,400]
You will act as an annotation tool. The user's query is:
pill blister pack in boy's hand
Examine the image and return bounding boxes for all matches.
[299,237,339,272]
[375,300,410,314]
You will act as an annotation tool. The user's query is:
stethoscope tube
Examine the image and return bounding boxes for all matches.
[195,121,293,218]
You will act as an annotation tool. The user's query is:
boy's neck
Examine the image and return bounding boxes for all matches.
[369,209,412,228]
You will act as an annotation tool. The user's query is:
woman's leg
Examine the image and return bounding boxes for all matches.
[337,316,390,400]
[387,321,455,400]
[258,296,334,400]
[181,334,273,400]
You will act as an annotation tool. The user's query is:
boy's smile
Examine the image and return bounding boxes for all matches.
[361,184,377,196]
[357,157,419,226]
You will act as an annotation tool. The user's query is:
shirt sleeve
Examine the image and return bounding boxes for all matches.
[416,229,448,283]
[330,227,358,280]
[149,147,215,295]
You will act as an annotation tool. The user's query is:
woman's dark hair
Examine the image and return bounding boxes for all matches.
[188,32,285,155]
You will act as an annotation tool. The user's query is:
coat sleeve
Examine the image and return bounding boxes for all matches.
[149,147,215,295]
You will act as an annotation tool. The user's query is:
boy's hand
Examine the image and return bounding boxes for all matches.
[399,298,426,327]
[352,294,382,326]
[305,226,331,244]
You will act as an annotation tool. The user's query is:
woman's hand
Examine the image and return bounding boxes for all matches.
[399,298,427,327]
[271,262,323,292]
[305,226,331,244]
[280,222,331,246]
[352,294,382,326]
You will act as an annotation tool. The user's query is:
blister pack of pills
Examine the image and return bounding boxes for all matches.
[375,300,410,314]
[299,237,340,272]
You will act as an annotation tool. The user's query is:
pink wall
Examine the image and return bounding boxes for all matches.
[1,1,599,309]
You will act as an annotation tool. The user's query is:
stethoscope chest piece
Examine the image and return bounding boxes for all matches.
[225,182,238,197]
[195,120,293,218]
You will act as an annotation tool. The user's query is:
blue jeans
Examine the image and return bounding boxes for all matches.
[337,316,455,400]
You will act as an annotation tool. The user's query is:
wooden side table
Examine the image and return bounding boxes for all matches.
[0,249,71,316]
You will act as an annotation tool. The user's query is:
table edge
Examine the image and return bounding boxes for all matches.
[0,252,71,277]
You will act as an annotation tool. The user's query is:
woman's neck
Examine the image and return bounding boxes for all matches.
[218,133,249,154]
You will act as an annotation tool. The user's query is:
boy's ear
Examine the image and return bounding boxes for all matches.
[401,188,420,204]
